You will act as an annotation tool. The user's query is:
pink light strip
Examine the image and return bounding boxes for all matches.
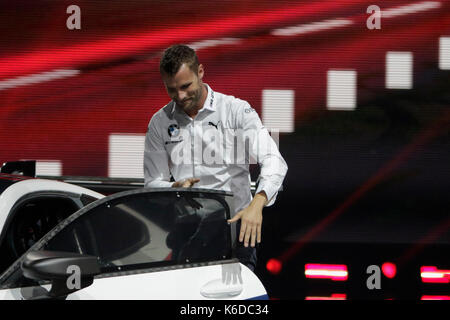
[305,293,347,300]
[305,264,348,281]
[420,266,450,283]
[421,295,450,300]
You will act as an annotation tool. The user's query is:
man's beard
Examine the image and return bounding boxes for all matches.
[182,87,202,112]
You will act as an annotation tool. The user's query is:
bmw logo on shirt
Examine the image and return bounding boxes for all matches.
[168,124,180,137]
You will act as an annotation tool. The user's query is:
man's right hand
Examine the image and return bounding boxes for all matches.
[172,177,200,188]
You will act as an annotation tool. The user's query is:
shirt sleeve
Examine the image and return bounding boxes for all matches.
[240,102,288,207]
[143,113,173,188]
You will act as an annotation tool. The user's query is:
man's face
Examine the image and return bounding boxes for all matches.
[161,63,205,114]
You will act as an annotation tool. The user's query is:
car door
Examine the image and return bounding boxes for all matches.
[0,188,267,300]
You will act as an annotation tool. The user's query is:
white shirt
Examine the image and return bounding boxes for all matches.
[144,84,287,214]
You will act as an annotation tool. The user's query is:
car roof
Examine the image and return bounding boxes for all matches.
[0,174,34,195]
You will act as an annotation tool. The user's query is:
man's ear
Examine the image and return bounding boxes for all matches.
[198,64,204,80]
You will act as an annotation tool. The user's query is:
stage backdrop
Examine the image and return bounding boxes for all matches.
[0,1,449,247]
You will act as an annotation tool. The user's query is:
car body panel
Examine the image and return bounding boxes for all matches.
[0,262,267,300]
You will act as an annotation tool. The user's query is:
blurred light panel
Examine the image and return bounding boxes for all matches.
[381,1,441,18]
[420,266,450,283]
[305,264,348,281]
[109,134,145,178]
[266,258,283,275]
[0,69,79,91]
[262,89,295,133]
[382,262,397,279]
[421,295,450,300]
[327,70,357,111]
[305,293,347,300]
[440,37,450,70]
[271,19,353,37]
[35,160,62,176]
[386,52,413,89]
[188,38,241,51]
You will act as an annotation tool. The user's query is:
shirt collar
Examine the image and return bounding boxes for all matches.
[171,83,215,115]
[202,83,216,112]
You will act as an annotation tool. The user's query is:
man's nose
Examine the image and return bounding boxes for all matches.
[177,90,187,101]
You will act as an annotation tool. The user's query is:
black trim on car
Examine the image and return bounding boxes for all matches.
[96,258,240,280]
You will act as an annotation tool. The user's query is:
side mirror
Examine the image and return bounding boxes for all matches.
[21,250,101,298]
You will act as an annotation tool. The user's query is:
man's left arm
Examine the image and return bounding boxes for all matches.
[227,102,288,247]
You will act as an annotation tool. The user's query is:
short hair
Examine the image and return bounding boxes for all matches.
[159,44,199,76]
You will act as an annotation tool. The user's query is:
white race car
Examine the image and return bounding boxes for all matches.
[0,173,267,300]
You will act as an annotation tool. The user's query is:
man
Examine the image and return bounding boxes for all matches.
[144,44,287,271]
